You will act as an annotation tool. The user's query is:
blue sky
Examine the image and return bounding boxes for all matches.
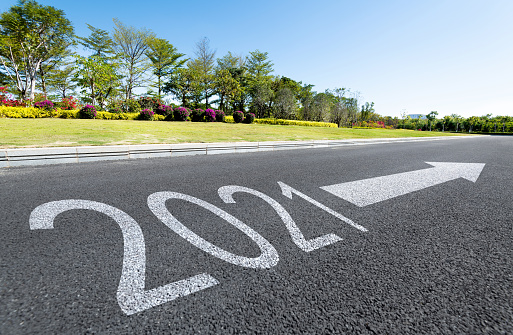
[2,0,512,117]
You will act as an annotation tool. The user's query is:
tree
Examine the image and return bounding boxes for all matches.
[217,52,248,112]
[213,68,241,111]
[77,24,115,57]
[298,84,315,121]
[46,61,77,98]
[0,0,74,100]
[145,37,186,99]
[188,37,216,108]
[426,111,438,131]
[246,50,274,79]
[112,18,155,100]
[246,50,274,117]
[442,115,451,132]
[451,114,462,132]
[74,54,119,107]
[360,102,375,121]
[273,87,297,119]
[311,93,333,122]
[249,78,273,118]
[328,88,349,126]
[163,67,198,107]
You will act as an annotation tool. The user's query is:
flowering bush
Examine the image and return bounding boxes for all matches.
[190,108,205,122]
[174,107,190,121]
[0,87,25,107]
[34,100,55,111]
[60,96,79,110]
[243,112,255,124]
[139,109,154,121]
[155,104,173,116]
[205,109,216,122]
[215,110,225,122]
[233,111,244,123]
[79,104,97,119]
[137,96,161,111]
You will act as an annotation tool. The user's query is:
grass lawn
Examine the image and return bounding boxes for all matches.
[0,118,470,148]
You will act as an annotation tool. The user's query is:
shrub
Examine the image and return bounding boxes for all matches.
[137,96,161,111]
[34,100,54,111]
[106,100,124,114]
[174,107,190,121]
[205,109,216,122]
[139,109,154,121]
[254,118,338,128]
[233,111,244,123]
[243,112,255,124]
[190,108,205,122]
[79,104,97,119]
[155,104,173,116]
[215,110,225,122]
[60,96,79,110]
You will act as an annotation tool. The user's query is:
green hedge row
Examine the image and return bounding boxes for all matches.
[1,106,338,128]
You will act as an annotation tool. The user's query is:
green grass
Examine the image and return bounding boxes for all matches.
[0,118,470,148]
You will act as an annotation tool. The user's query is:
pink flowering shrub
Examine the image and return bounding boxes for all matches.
[205,109,216,122]
[174,107,190,121]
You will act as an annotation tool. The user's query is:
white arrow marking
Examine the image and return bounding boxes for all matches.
[320,162,485,207]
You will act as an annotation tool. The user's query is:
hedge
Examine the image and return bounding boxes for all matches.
[0,106,338,127]
[254,118,338,128]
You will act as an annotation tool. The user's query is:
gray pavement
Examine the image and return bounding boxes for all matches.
[1,135,511,334]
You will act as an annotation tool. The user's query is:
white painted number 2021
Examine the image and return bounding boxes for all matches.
[29,182,367,315]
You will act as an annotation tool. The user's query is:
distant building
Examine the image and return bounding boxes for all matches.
[408,114,426,119]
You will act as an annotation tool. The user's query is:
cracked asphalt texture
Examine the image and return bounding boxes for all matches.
[1,135,512,334]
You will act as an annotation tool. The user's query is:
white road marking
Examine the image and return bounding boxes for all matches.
[321,162,486,207]
[29,200,218,315]
[278,182,368,232]
[147,192,279,269]
[219,185,343,252]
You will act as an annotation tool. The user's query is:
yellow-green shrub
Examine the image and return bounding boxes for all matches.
[0,106,61,118]
[254,118,338,128]
[95,111,138,120]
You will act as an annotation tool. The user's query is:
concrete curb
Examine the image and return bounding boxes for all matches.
[0,136,482,168]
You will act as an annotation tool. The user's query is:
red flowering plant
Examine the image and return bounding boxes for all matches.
[0,87,25,106]
[60,96,80,110]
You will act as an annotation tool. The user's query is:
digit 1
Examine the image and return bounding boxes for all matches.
[278,181,368,232]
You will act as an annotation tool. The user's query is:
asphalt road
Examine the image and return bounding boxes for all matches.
[1,136,512,334]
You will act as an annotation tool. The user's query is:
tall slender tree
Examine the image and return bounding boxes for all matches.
[145,37,186,99]
[112,18,154,100]
[189,37,216,108]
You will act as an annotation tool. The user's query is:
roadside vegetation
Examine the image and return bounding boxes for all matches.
[0,118,466,149]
